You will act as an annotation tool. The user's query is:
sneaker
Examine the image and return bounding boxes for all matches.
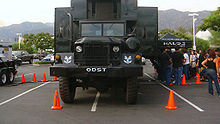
[209,93,215,96]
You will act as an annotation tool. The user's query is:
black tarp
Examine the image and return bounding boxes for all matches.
[158,33,192,48]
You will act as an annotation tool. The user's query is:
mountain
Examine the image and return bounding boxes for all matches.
[158,9,211,31]
[0,22,53,42]
[0,9,211,42]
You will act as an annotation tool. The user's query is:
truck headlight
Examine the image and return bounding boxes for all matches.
[125,37,140,52]
[113,46,120,53]
[76,46,82,53]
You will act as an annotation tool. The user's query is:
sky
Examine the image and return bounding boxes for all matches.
[0,0,219,27]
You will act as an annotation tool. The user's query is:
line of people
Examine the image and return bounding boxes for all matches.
[153,47,220,96]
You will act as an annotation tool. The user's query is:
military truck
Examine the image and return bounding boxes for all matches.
[50,0,158,104]
[0,42,17,85]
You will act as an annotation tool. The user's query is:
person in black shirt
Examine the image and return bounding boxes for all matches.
[202,49,220,96]
[197,51,206,80]
[172,47,184,85]
[159,48,172,85]
[166,46,173,58]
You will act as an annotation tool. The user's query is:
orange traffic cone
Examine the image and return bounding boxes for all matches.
[41,72,47,82]
[196,72,199,77]
[21,73,26,83]
[53,76,58,81]
[32,73,37,83]
[51,90,63,110]
[195,73,202,84]
[181,74,188,85]
[165,90,178,110]
[169,83,174,86]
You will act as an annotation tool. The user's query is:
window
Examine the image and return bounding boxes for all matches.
[81,24,102,36]
[103,23,124,36]
[81,23,125,37]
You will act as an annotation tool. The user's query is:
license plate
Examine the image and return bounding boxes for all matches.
[86,68,107,73]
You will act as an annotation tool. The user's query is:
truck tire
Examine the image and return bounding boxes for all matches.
[8,71,15,84]
[126,77,138,104]
[29,59,33,64]
[0,70,8,85]
[59,77,76,103]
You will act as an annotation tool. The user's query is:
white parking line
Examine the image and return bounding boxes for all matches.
[0,82,51,106]
[16,73,33,78]
[144,73,204,112]
[91,92,100,112]
[144,73,155,80]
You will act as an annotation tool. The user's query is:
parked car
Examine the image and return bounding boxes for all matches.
[12,54,22,66]
[12,51,34,64]
[42,54,54,65]
[42,54,53,61]
[32,54,39,59]
[37,52,50,60]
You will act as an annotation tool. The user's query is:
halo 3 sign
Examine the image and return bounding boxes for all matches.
[163,41,186,48]
[158,33,192,48]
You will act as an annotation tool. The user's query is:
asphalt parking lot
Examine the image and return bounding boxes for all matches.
[0,61,220,124]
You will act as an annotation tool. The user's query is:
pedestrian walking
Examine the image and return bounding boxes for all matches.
[172,47,184,85]
[182,48,190,80]
[202,49,220,96]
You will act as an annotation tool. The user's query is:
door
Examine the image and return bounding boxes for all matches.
[136,7,158,58]
[55,8,74,53]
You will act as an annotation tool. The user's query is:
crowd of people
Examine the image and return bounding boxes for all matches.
[152,47,220,96]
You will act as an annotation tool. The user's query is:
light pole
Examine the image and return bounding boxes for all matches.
[16,33,22,49]
[188,13,199,50]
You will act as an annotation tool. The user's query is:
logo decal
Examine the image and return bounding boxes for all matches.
[124,56,132,64]
[64,56,72,64]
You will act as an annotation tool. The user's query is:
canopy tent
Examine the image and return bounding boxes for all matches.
[158,33,192,48]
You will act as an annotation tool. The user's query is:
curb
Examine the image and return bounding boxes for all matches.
[33,64,40,66]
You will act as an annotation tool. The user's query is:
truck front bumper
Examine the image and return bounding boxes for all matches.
[50,64,143,78]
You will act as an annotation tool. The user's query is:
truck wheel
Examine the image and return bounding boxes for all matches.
[126,78,138,104]
[8,72,15,84]
[0,70,8,85]
[29,59,33,64]
[59,77,76,103]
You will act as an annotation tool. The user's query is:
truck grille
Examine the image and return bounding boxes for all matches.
[75,44,109,66]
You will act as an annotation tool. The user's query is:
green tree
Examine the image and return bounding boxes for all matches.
[177,26,187,34]
[35,32,54,51]
[209,30,220,46]
[13,33,54,54]
[12,42,34,53]
[199,7,220,31]
[185,35,210,51]
[12,43,20,51]
[159,29,188,39]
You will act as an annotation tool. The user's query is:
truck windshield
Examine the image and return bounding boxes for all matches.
[103,24,124,36]
[81,24,102,36]
[81,23,124,37]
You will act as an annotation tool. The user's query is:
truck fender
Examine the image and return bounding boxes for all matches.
[0,68,9,75]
